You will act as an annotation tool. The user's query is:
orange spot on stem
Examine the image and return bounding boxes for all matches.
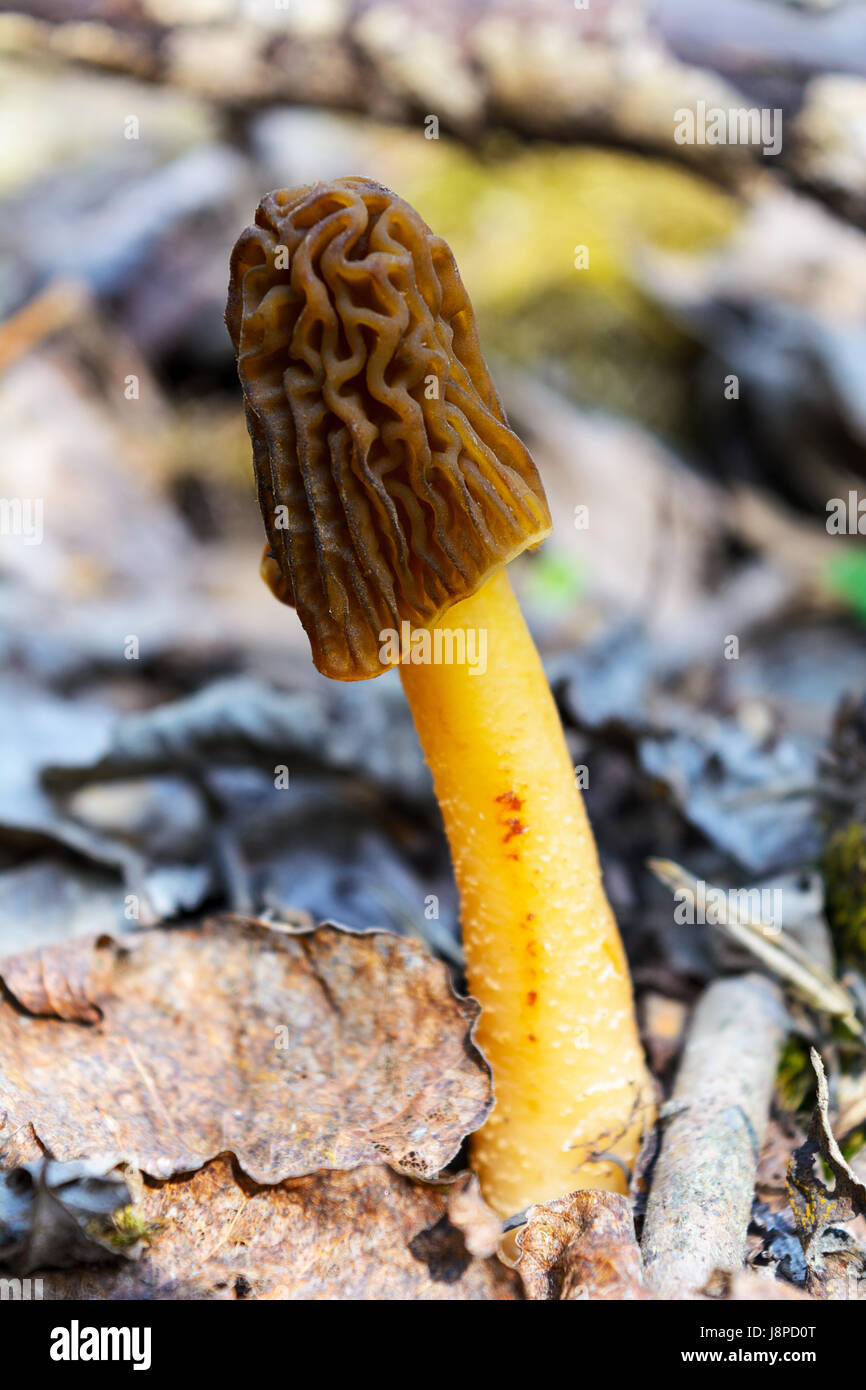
[502,817,526,843]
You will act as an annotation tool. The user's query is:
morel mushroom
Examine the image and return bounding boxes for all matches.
[227,177,653,1217]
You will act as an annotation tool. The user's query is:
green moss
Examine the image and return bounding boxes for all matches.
[825,551,866,624]
[776,1036,815,1113]
[403,144,737,313]
[524,550,584,612]
[389,142,740,442]
[823,822,866,965]
[842,1127,866,1164]
[99,1205,163,1251]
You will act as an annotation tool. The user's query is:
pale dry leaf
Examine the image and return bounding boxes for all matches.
[445,1171,502,1259]
[0,916,491,1183]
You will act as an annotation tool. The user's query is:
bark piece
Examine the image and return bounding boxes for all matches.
[703,1268,814,1302]
[787,1048,866,1285]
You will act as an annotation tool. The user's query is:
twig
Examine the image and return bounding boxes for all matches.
[641,973,788,1298]
[649,858,861,1033]
[0,281,88,374]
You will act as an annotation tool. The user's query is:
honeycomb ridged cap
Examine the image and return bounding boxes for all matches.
[226,177,552,680]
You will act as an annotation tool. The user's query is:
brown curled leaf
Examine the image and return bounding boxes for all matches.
[226,176,551,681]
[0,936,112,1023]
[0,916,491,1183]
[517,1190,647,1301]
[46,1157,522,1301]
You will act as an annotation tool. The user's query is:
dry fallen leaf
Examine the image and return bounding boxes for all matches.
[0,916,491,1183]
[517,1191,646,1300]
[45,1157,521,1301]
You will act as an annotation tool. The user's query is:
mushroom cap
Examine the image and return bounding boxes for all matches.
[226,176,552,681]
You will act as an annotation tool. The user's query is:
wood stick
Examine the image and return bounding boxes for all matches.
[641,972,788,1298]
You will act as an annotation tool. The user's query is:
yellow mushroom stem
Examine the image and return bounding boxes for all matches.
[399,566,653,1217]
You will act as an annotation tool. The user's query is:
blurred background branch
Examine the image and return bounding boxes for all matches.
[2,0,865,224]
